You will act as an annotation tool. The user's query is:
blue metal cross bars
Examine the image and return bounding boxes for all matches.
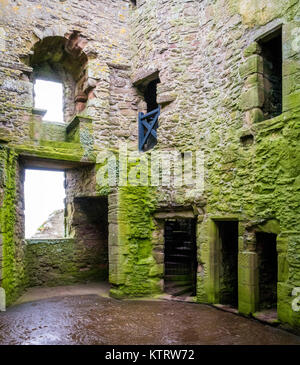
[138,106,160,151]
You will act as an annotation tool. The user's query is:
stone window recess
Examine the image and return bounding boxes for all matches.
[22,31,96,123]
[132,69,160,151]
[138,79,160,151]
[240,27,283,124]
[259,29,282,120]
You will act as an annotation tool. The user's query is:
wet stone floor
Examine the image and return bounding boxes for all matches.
[0,294,300,345]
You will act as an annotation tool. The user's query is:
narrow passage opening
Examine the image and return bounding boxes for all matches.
[256,232,278,310]
[216,221,239,307]
[73,197,109,281]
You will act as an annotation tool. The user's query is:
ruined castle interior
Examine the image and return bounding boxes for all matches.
[0,0,300,338]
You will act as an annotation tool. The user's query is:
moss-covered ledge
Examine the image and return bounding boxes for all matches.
[66,115,93,143]
[10,141,96,165]
[26,238,71,245]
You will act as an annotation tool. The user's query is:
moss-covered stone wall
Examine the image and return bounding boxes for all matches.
[129,0,300,330]
[24,238,107,287]
[109,185,162,298]
[0,146,25,305]
[0,0,299,332]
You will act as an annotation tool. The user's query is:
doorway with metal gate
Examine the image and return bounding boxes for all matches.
[164,219,197,297]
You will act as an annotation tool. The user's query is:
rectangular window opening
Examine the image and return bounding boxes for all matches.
[34,79,64,123]
[24,169,66,239]
[138,78,160,152]
[259,28,282,120]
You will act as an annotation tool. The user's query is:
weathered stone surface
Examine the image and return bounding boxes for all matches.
[0,288,5,311]
[0,0,299,332]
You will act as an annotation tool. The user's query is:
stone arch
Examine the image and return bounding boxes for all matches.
[22,31,96,121]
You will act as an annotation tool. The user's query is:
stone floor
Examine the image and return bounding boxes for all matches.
[14,282,111,305]
[0,284,300,345]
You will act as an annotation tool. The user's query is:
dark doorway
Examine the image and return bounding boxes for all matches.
[164,219,197,297]
[216,221,239,307]
[256,232,278,310]
[72,197,109,281]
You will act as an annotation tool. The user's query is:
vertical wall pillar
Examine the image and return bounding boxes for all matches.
[196,216,209,303]
[0,147,25,306]
[282,22,300,113]
[277,232,300,330]
[108,191,126,290]
[238,250,259,315]
[207,219,221,303]
[0,287,5,311]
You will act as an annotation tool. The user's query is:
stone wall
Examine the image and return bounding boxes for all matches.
[0,0,131,144]
[0,0,131,303]
[24,238,105,287]
[0,146,25,305]
[129,0,300,329]
[0,0,299,331]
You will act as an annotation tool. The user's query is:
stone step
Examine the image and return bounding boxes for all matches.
[165,284,194,297]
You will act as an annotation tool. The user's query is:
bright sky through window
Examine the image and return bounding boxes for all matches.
[24,170,66,238]
[34,80,64,123]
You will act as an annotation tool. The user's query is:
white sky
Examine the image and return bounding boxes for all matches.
[24,170,66,238]
[25,81,65,238]
[34,80,64,123]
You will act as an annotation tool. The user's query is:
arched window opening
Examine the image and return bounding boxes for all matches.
[23,33,91,124]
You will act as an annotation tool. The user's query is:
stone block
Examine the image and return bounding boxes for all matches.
[283,91,300,112]
[245,108,264,123]
[282,22,300,60]
[283,59,300,77]
[282,74,300,98]
[238,283,258,314]
[278,253,289,282]
[239,251,258,269]
[131,68,159,87]
[157,92,177,105]
[243,42,261,58]
[238,263,258,286]
[0,287,6,311]
[66,115,93,144]
[240,86,264,111]
[239,55,263,79]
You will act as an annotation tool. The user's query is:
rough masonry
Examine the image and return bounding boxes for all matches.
[0,0,299,331]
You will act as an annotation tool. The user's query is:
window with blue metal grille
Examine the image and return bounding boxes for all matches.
[138,78,160,152]
[138,106,160,151]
